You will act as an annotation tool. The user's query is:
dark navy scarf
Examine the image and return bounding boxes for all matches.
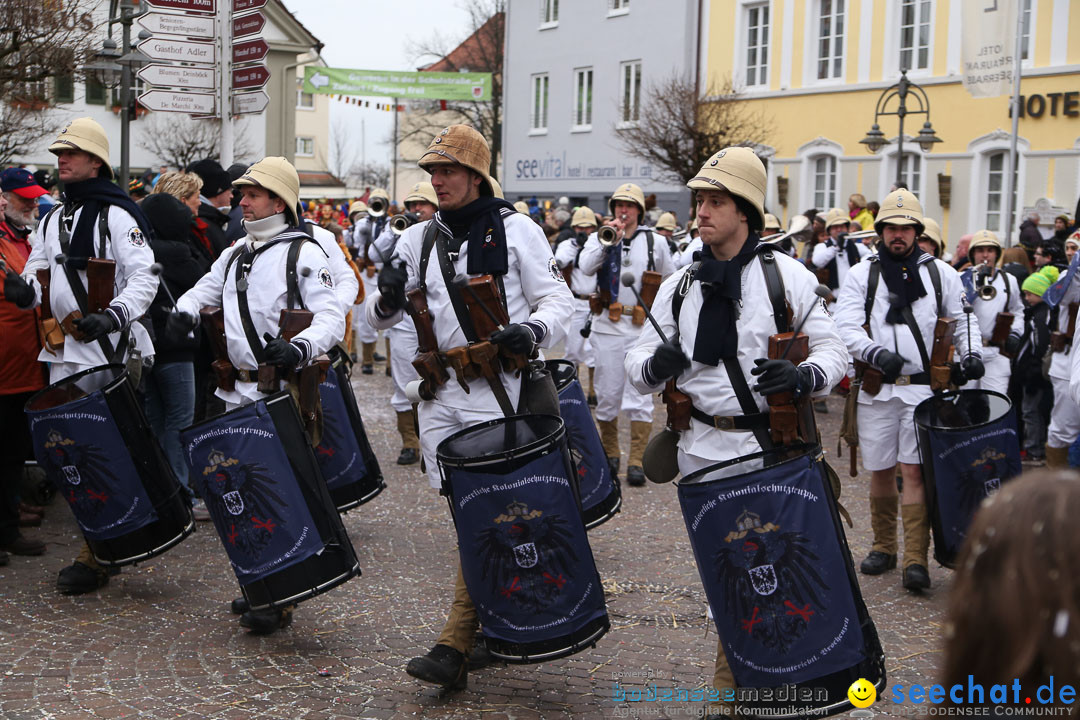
[63,177,152,270]
[692,234,760,365]
[439,196,516,275]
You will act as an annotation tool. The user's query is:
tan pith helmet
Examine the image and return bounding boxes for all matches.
[403,181,438,208]
[920,217,943,255]
[571,206,598,228]
[608,182,646,218]
[418,124,494,196]
[348,200,368,219]
[763,213,782,232]
[686,146,767,230]
[233,156,301,225]
[49,117,113,179]
[874,189,925,236]
[967,228,1002,265]
[825,207,850,229]
[513,201,529,214]
[369,187,390,202]
[655,212,677,231]
[489,177,504,199]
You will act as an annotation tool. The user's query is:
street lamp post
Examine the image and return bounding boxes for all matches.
[860,69,942,189]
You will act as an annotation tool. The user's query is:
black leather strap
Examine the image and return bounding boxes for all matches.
[900,305,933,374]
[723,357,774,451]
[690,406,770,431]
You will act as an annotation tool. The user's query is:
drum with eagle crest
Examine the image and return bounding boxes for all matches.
[181,391,360,611]
[437,414,610,663]
[25,364,195,566]
[676,445,885,718]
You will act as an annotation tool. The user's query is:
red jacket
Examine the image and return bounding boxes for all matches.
[0,220,46,394]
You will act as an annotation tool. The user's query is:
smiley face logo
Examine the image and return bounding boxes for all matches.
[848,678,877,708]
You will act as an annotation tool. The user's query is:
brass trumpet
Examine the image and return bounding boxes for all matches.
[390,212,419,236]
[368,196,388,218]
[975,262,997,300]
[598,225,620,246]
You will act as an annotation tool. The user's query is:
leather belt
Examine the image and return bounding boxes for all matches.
[884,372,930,386]
[236,368,259,382]
[690,407,770,432]
[572,292,592,300]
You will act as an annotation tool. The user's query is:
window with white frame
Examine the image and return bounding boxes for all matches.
[744,3,770,87]
[620,60,642,125]
[573,67,593,130]
[1020,0,1032,61]
[985,151,1011,232]
[531,73,549,132]
[296,137,314,157]
[899,0,931,71]
[812,155,838,210]
[609,0,629,15]
[893,152,922,196]
[540,0,558,27]
[816,0,845,80]
[296,79,314,110]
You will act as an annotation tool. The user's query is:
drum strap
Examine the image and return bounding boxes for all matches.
[56,206,128,364]
[866,259,939,374]
[645,230,655,272]
[230,234,311,363]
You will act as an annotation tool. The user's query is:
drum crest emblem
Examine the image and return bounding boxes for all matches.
[477,500,578,613]
[960,447,1008,506]
[716,508,829,653]
[43,428,114,515]
[201,448,285,558]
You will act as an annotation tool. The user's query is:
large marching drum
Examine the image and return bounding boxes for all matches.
[546,359,621,529]
[676,446,885,719]
[25,364,195,566]
[914,389,1021,568]
[437,414,610,664]
[181,391,360,611]
[315,348,385,512]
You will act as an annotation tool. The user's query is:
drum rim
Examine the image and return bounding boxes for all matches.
[544,358,577,393]
[93,513,196,567]
[582,491,621,529]
[24,363,128,413]
[180,389,292,434]
[436,413,566,467]
[484,615,609,664]
[913,388,1012,432]
[675,443,820,487]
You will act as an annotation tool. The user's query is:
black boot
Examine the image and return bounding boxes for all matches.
[361,364,374,375]
[626,465,646,487]
[406,644,467,690]
[240,606,293,634]
[607,456,620,483]
[468,638,493,670]
[230,596,249,615]
[902,564,931,592]
[397,448,419,465]
[57,561,112,595]
[859,551,897,575]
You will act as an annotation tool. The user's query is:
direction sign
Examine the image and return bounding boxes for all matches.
[146,0,215,12]
[232,38,268,64]
[232,64,270,90]
[137,11,215,38]
[232,12,265,38]
[233,0,267,11]
[232,90,269,115]
[138,89,216,114]
[138,37,216,64]
[138,63,217,90]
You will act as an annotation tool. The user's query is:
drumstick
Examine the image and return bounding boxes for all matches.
[620,272,670,344]
[779,285,832,361]
[150,263,195,340]
[452,273,505,332]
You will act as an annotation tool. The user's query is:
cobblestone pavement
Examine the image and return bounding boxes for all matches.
[0,350,948,719]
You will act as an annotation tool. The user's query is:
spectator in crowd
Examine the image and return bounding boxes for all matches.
[942,469,1080,704]
[1016,267,1057,462]
[1054,214,1071,243]
[848,192,874,230]
[128,179,148,202]
[952,234,974,271]
[187,158,233,257]
[33,169,56,218]
[152,172,217,266]
[867,200,880,219]
[224,163,248,244]
[1034,240,1065,271]
[1019,213,1043,262]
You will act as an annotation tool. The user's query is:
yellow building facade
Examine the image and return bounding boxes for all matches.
[704,0,1080,250]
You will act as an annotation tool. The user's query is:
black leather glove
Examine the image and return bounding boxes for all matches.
[751,358,815,397]
[649,342,691,382]
[490,324,536,355]
[3,270,34,309]
[166,311,197,339]
[1004,333,1023,357]
[73,312,117,342]
[377,262,408,313]
[262,333,302,368]
[951,363,968,387]
[962,355,985,380]
[875,350,907,383]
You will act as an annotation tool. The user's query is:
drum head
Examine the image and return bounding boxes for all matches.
[437,414,564,469]
[545,359,577,393]
[676,444,817,486]
[914,389,1011,431]
[25,364,126,413]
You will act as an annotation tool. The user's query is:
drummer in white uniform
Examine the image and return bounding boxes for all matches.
[811,207,871,295]
[625,147,848,710]
[962,230,1023,396]
[352,188,391,374]
[554,206,599,404]
[366,125,573,691]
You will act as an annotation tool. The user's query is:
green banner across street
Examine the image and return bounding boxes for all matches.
[303,66,492,102]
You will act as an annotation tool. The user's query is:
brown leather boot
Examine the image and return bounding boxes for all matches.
[627,421,653,486]
[860,495,899,575]
[1045,444,1070,469]
[901,502,931,591]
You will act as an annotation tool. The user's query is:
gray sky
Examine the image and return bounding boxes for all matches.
[287,0,473,179]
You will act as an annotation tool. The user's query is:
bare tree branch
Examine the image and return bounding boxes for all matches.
[346,161,390,189]
[326,117,356,182]
[616,73,775,187]
[135,114,256,170]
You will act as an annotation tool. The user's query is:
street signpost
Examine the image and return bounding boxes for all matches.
[138,89,216,114]
[231,64,269,90]
[136,11,215,37]
[232,37,268,64]
[232,90,269,115]
[232,0,266,10]
[138,63,217,90]
[232,12,264,38]
[146,0,216,13]
[138,36,216,64]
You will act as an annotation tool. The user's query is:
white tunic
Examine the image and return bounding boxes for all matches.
[964,268,1023,364]
[309,223,360,314]
[810,236,871,290]
[553,235,599,297]
[23,204,158,366]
